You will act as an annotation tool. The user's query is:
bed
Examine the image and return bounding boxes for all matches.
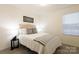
[18,22,62,54]
[18,32,62,54]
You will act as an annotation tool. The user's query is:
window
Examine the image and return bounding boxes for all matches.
[63,12,79,35]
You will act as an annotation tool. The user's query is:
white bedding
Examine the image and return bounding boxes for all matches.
[18,33,62,54]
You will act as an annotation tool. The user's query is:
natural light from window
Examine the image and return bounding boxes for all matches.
[63,12,79,35]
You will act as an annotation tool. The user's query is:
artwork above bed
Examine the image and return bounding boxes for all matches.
[23,16,34,23]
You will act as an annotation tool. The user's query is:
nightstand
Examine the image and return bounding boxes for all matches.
[11,36,19,50]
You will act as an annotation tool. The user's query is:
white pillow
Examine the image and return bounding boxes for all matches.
[19,27,37,35]
[19,29,27,34]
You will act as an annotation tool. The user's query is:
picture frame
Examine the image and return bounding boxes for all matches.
[23,16,34,23]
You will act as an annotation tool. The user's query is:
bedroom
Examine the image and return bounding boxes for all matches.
[0,4,79,54]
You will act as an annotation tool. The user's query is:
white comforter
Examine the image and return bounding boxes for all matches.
[18,33,62,54]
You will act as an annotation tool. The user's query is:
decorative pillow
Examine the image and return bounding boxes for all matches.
[32,28,37,34]
[19,29,27,34]
[26,28,33,34]
[26,27,37,34]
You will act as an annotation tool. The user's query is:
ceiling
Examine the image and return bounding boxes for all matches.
[13,4,73,11]
[11,4,74,16]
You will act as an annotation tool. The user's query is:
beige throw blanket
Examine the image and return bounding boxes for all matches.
[34,34,53,46]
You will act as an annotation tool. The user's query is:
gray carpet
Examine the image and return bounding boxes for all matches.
[0,44,79,54]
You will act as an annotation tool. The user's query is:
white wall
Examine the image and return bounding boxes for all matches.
[0,5,22,50]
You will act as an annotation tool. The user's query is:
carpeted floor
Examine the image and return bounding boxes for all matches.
[0,45,37,54]
[0,44,79,54]
[55,44,79,54]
